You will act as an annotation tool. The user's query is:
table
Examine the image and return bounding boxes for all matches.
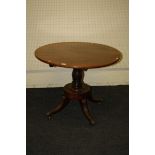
[35,42,122,125]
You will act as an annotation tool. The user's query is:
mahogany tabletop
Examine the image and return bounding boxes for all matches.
[35,42,122,69]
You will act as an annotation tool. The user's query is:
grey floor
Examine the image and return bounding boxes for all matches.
[27,86,129,155]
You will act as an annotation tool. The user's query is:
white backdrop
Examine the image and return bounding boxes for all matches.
[27,0,128,87]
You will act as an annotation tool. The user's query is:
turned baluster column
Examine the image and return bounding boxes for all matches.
[72,69,84,90]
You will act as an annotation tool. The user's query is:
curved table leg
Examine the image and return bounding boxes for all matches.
[46,96,70,120]
[79,99,96,125]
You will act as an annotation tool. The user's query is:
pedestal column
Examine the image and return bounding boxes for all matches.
[72,69,84,89]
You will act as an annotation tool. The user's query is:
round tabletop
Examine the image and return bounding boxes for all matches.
[35,42,122,69]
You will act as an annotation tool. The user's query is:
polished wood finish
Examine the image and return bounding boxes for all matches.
[72,69,84,89]
[35,42,122,69]
[46,96,70,120]
[46,69,97,125]
[35,42,122,125]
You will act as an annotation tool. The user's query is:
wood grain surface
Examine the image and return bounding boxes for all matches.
[35,42,122,69]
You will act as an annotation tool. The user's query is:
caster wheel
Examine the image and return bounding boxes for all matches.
[89,120,96,126]
[47,115,54,120]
